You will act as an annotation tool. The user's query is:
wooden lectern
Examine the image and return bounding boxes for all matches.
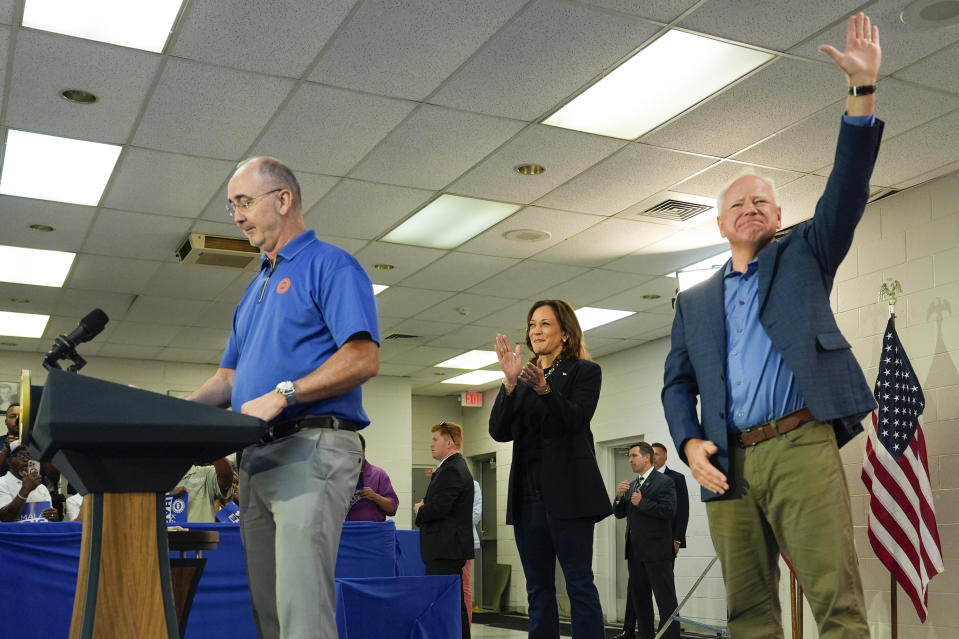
[23,369,265,639]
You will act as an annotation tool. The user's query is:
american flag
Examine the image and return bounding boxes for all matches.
[861,318,943,622]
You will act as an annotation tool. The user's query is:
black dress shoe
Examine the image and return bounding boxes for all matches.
[612,632,635,639]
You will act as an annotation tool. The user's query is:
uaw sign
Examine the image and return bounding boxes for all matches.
[164,493,188,524]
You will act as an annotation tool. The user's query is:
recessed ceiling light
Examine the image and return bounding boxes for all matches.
[575,307,636,331]
[60,89,98,104]
[503,229,551,242]
[23,0,184,53]
[0,129,121,206]
[0,244,76,287]
[435,350,499,370]
[441,370,504,385]
[543,30,773,140]
[0,310,49,339]
[515,163,546,176]
[372,284,389,295]
[29,224,55,232]
[382,194,521,249]
[373,263,395,270]
[901,0,959,28]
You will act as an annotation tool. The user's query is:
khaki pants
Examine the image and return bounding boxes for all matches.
[706,421,869,639]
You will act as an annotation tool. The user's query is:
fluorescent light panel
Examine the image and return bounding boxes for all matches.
[0,311,49,338]
[382,194,520,249]
[372,284,389,295]
[544,30,774,140]
[23,0,183,53]
[441,370,504,386]
[0,130,122,206]
[575,307,635,331]
[435,350,498,370]
[0,244,76,287]
[673,249,731,291]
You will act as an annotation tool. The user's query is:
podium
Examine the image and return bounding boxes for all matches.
[24,369,265,639]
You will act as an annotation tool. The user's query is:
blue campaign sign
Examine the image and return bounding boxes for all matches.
[18,501,52,522]
[216,501,240,524]
[165,493,189,524]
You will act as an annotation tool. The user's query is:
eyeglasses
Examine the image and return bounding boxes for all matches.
[439,421,457,444]
[225,188,283,217]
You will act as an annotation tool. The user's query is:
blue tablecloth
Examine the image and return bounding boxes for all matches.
[0,521,434,638]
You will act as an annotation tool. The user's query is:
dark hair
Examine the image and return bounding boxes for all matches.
[651,442,667,454]
[630,441,654,461]
[235,156,302,211]
[358,433,366,451]
[5,403,19,411]
[525,299,590,362]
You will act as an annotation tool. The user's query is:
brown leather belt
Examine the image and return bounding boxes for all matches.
[736,408,814,448]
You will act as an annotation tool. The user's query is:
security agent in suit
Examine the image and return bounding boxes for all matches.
[661,13,882,639]
[414,421,474,639]
[614,442,679,639]
[616,442,689,639]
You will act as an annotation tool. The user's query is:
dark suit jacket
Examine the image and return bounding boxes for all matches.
[614,469,676,562]
[416,452,474,563]
[489,358,612,524]
[661,466,689,548]
[662,119,884,502]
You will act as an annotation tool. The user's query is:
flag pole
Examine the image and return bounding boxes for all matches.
[877,278,902,639]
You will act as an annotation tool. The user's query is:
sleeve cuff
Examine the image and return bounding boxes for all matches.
[842,113,876,127]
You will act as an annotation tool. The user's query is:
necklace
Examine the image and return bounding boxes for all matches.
[543,359,562,379]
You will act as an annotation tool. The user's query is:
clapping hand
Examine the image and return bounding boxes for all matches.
[495,333,523,387]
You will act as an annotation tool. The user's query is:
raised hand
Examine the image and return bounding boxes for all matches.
[495,333,523,385]
[818,12,881,85]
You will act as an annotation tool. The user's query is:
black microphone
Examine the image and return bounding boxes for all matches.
[43,308,109,371]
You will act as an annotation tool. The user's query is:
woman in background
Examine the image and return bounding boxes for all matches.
[490,299,611,638]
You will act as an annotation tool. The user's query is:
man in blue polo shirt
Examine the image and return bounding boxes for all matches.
[188,156,379,639]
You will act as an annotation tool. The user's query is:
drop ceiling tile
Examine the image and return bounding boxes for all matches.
[413,293,517,325]
[775,174,829,227]
[423,324,500,350]
[6,30,160,144]
[894,41,959,95]
[351,105,525,190]
[107,321,182,347]
[310,0,526,100]
[532,218,679,268]
[156,346,225,365]
[83,210,193,261]
[680,0,863,50]
[306,179,434,240]
[172,0,356,77]
[53,289,135,322]
[389,319,462,339]
[0,3,14,23]
[589,337,648,358]
[377,362,426,377]
[537,144,716,215]
[320,236,370,255]
[354,242,447,285]
[141,263,244,301]
[374,286,456,319]
[215,276,257,305]
[198,171,341,223]
[585,310,672,339]
[468,260,589,299]
[133,58,293,159]
[539,269,655,307]
[670,161,804,202]
[124,295,211,326]
[788,0,959,74]
[592,276,681,312]
[870,110,959,188]
[0,282,60,315]
[449,125,626,204]
[578,0,700,23]
[398,253,519,291]
[640,58,839,158]
[192,301,241,330]
[102,148,234,218]
[603,232,727,276]
[469,300,537,339]
[250,83,416,175]
[458,207,604,259]
[734,80,959,173]
[169,326,230,351]
[396,345,465,367]
[189,219,250,239]
[66,255,162,294]
[431,0,660,120]
[96,343,162,360]
[0,196,97,252]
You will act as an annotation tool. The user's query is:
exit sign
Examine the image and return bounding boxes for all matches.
[459,391,483,407]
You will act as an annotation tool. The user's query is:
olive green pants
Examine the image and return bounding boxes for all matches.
[706,420,869,639]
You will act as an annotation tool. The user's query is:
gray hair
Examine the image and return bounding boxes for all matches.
[716,171,779,213]
[235,156,302,211]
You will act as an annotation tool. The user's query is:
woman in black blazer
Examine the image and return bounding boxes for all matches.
[490,299,612,638]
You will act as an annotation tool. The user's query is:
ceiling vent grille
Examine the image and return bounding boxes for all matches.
[638,199,713,222]
[385,333,420,340]
[176,233,260,269]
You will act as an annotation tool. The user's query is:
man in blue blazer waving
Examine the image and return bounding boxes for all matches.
[662,12,882,639]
